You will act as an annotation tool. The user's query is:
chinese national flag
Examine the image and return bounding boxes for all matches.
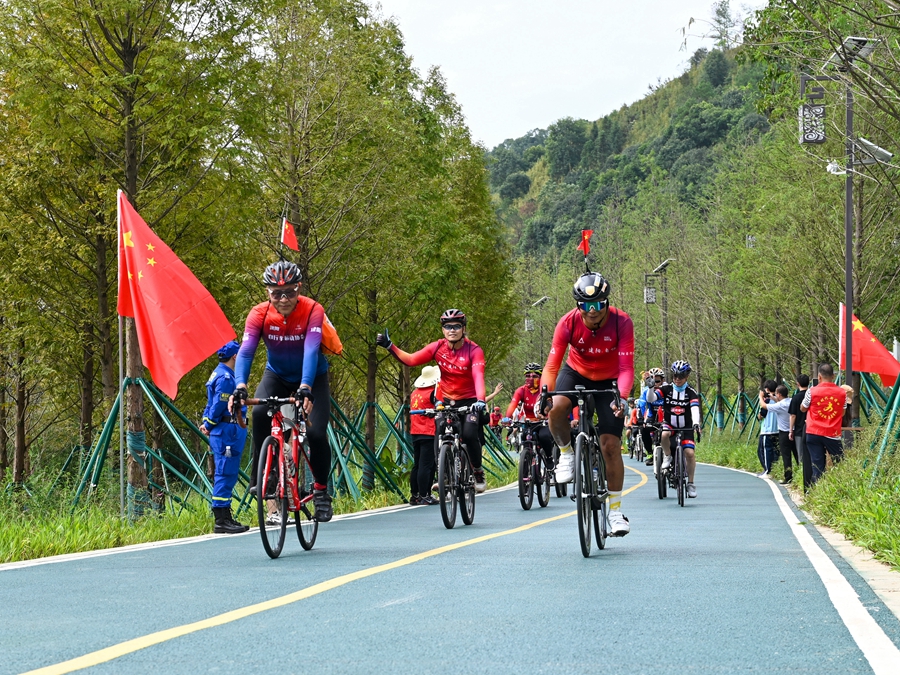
[576,229,592,255]
[839,303,900,387]
[281,218,299,251]
[117,191,236,399]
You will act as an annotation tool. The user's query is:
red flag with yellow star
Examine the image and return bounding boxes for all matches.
[576,229,592,255]
[117,191,236,398]
[281,217,299,251]
[839,303,900,387]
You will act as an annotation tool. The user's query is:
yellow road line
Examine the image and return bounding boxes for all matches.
[24,467,647,675]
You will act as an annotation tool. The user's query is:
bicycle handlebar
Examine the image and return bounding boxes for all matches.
[246,396,297,406]
[410,405,473,417]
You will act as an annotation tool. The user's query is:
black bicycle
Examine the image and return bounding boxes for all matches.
[657,428,688,506]
[516,420,554,510]
[412,404,476,529]
[545,384,620,557]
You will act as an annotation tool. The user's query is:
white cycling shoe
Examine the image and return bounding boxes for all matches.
[660,455,672,471]
[608,510,630,536]
[687,483,697,498]
[555,451,575,483]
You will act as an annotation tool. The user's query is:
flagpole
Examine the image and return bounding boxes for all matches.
[117,190,125,520]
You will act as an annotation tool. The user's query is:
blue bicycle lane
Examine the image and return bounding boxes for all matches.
[2,461,899,674]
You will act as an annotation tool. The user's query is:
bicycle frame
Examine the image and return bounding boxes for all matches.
[253,399,314,512]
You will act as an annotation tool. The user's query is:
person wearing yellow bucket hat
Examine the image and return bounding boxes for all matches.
[409,366,442,505]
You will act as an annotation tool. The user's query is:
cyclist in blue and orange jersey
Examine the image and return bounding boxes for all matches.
[646,360,702,498]
[539,271,635,536]
[506,362,556,462]
[377,308,490,493]
[200,340,249,534]
[638,367,666,466]
[232,260,334,522]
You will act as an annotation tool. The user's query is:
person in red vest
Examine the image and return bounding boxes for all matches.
[801,363,853,487]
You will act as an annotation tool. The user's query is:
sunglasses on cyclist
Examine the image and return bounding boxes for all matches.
[525,372,539,378]
[268,287,299,300]
[442,323,463,331]
[577,299,608,312]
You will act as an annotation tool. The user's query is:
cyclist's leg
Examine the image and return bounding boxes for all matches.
[249,371,294,488]
[661,428,673,457]
[306,371,331,486]
[680,429,697,495]
[595,386,628,535]
[536,425,555,465]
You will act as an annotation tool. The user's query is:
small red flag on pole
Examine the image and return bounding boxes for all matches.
[576,229,593,255]
[117,190,236,398]
[839,303,900,386]
[281,218,299,251]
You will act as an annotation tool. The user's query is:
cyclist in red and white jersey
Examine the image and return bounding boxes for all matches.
[539,271,635,536]
[376,309,490,492]
[505,362,555,461]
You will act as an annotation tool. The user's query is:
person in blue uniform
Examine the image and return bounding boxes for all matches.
[200,340,249,534]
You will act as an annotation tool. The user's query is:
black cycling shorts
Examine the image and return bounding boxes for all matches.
[553,365,625,438]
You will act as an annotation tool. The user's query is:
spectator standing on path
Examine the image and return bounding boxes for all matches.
[802,364,852,486]
[789,375,811,491]
[408,366,441,506]
[757,380,779,476]
[759,384,796,484]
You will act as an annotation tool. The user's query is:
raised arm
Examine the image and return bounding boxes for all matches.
[388,342,439,368]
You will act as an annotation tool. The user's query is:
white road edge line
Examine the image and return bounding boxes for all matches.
[762,477,900,674]
[0,482,519,572]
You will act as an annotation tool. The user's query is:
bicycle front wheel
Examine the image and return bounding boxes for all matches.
[257,437,287,559]
[460,451,475,526]
[592,453,608,550]
[635,434,644,463]
[574,436,592,558]
[438,443,457,529]
[655,445,667,499]
[535,451,551,508]
[518,444,534,510]
[676,446,686,507]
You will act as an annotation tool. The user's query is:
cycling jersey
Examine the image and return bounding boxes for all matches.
[388,339,485,401]
[506,384,541,421]
[652,383,700,429]
[541,307,635,396]
[235,299,329,389]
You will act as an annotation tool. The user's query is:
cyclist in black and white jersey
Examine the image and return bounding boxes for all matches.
[645,360,702,498]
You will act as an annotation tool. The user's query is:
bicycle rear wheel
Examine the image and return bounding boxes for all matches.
[257,437,287,559]
[535,451,551,508]
[518,444,534,510]
[460,451,476,526]
[655,445,667,499]
[437,443,457,529]
[574,436,592,558]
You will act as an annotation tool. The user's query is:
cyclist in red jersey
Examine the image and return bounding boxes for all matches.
[539,271,635,536]
[506,362,556,462]
[377,308,489,493]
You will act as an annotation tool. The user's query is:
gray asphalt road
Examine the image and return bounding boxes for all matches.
[2,461,899,674]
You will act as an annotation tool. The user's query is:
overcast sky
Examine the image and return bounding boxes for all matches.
[374,1,769,149]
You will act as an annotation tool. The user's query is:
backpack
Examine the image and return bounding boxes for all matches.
[301,299,343,357]
[321,312,343,356]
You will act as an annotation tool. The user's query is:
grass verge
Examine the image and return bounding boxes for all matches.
[1,460,519,565]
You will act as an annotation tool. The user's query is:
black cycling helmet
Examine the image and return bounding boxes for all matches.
[263,260,302,286]
[572,272,610,303]
[440,308,467,326]
[523,362,542,375]
[671,360,692,377]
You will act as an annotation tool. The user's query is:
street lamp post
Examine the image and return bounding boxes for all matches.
[800,37,879,390]
[644,259,674,369]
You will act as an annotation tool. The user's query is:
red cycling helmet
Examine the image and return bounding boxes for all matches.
[263,260,301,286]
[440,308,467,326]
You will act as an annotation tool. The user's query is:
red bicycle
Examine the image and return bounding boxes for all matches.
[246,396,318,558]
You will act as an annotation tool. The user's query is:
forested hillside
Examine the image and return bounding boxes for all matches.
[487,27,900,405]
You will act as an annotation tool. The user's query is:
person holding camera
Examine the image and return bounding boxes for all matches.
[756,380,779,476]
[759,384,796,484]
